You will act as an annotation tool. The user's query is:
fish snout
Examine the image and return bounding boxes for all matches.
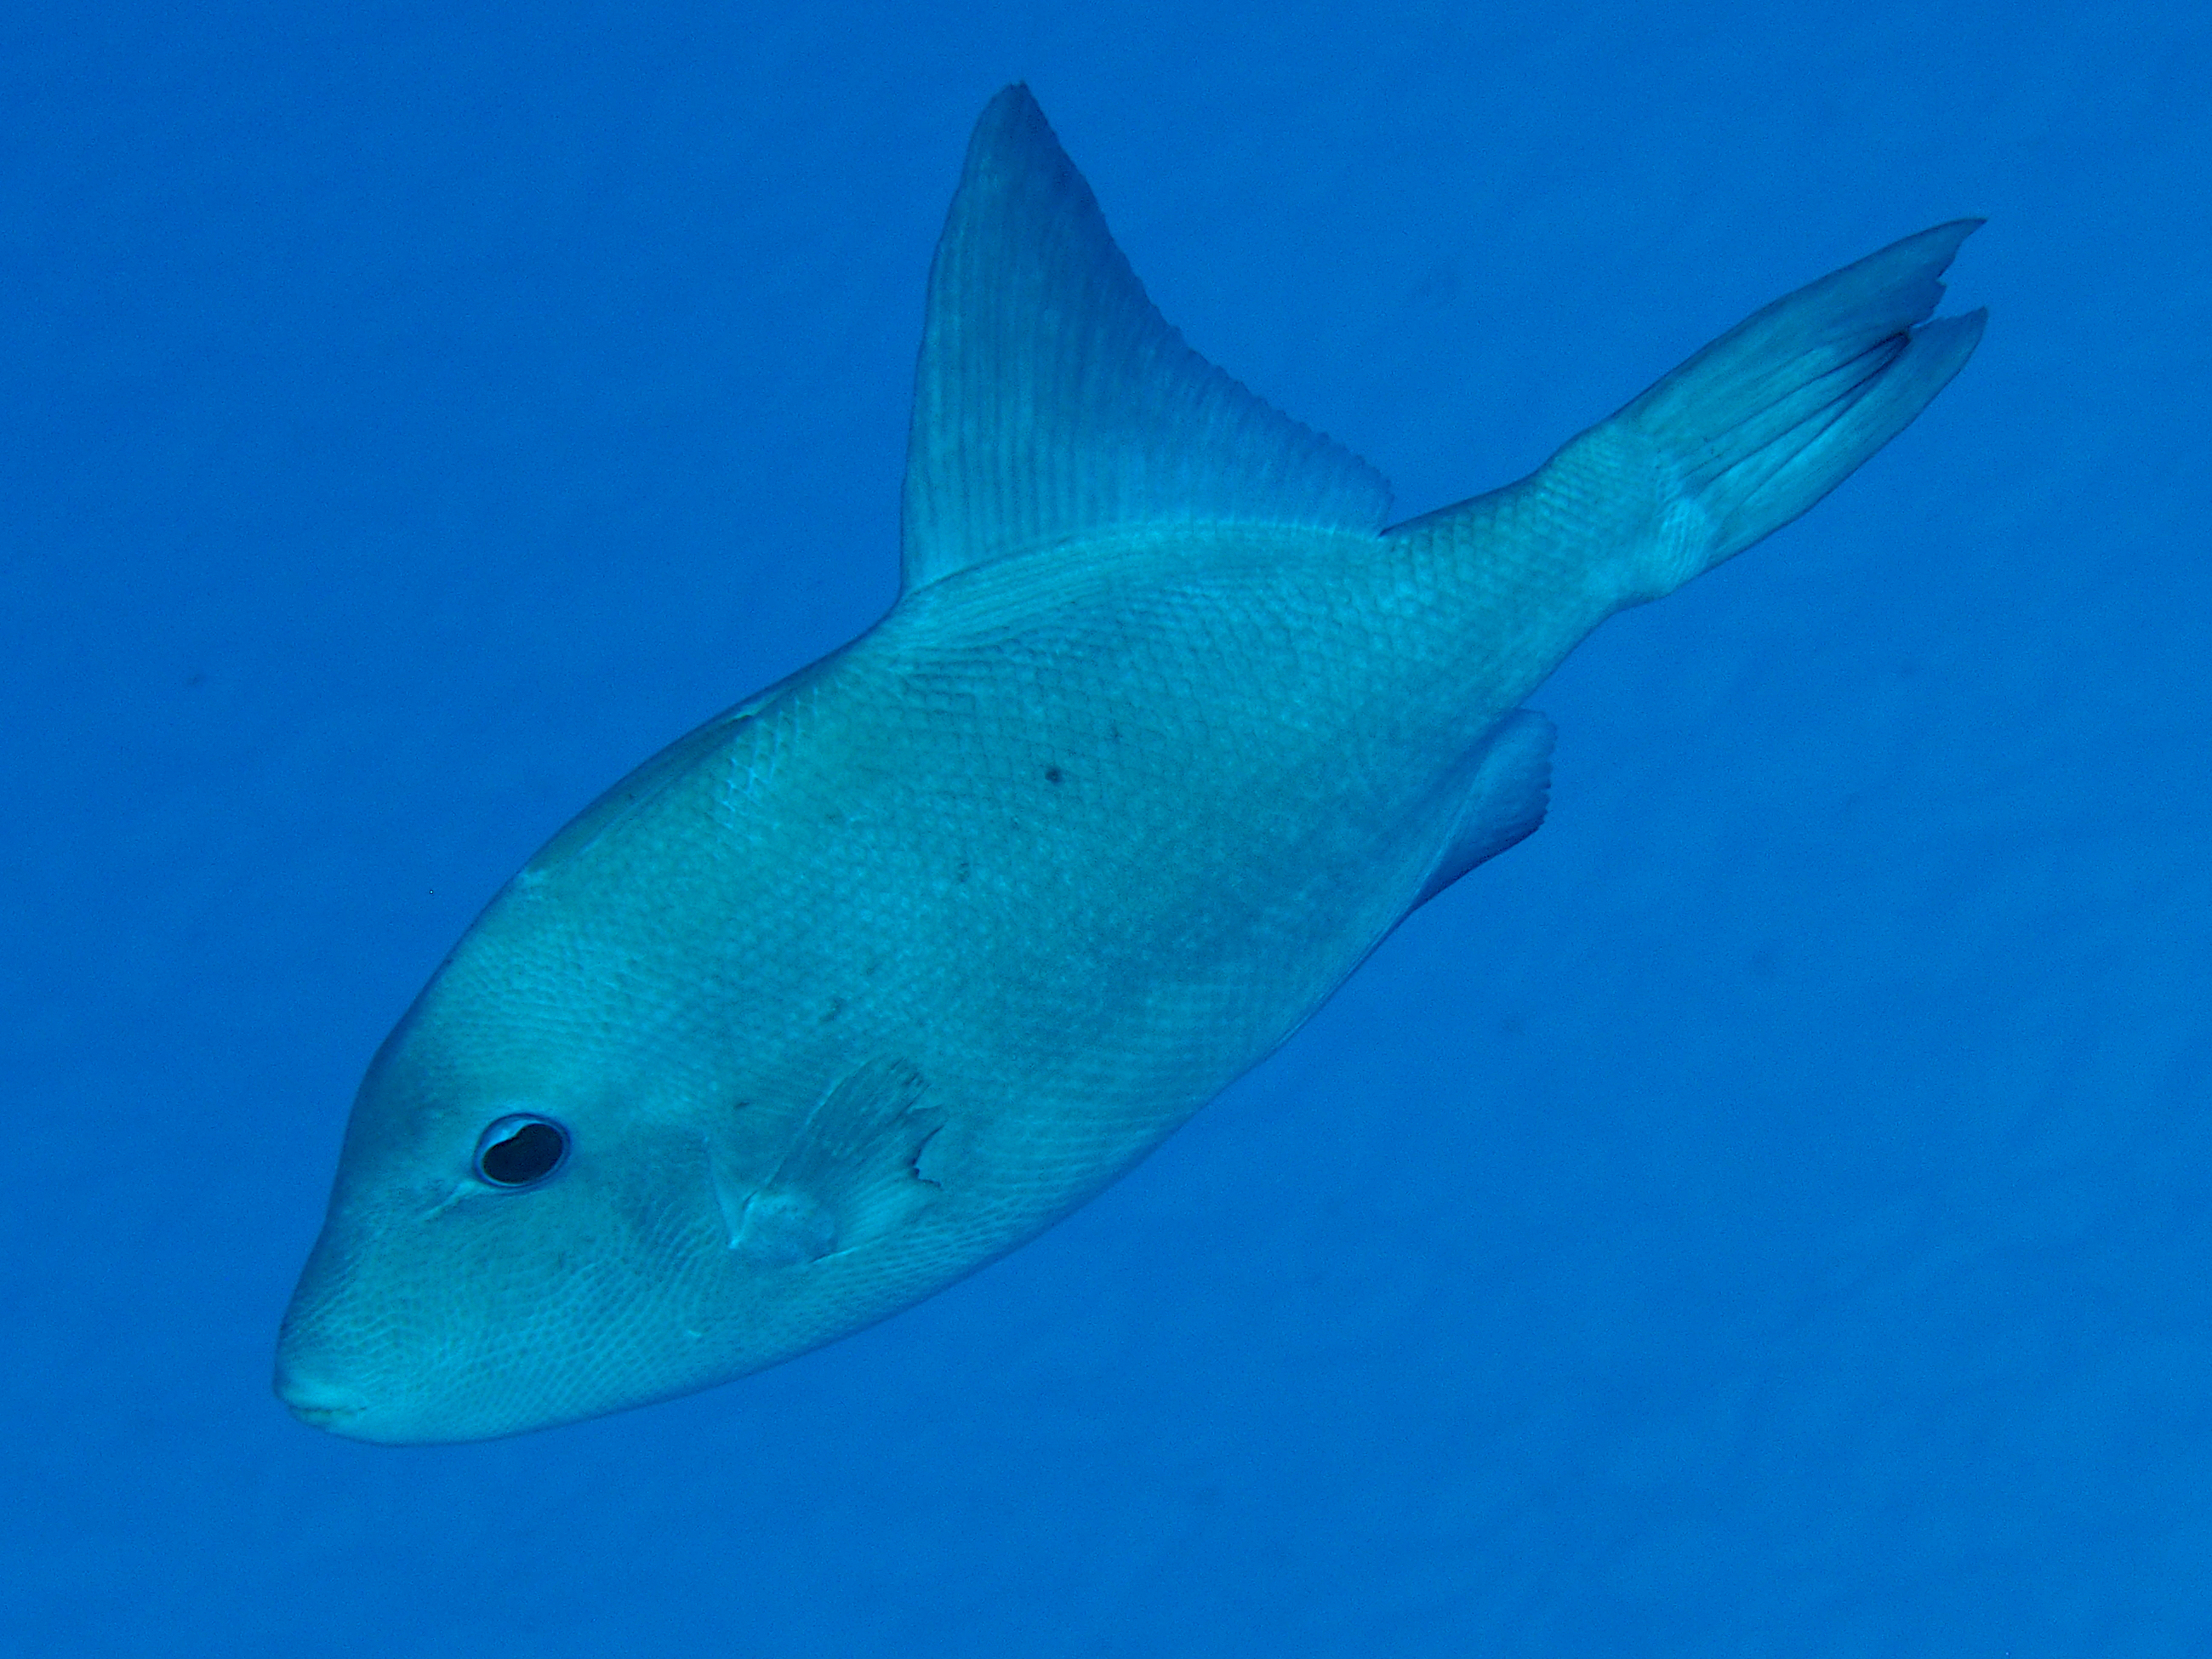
[273,1335,435,1444]
[274,1256,405,1440]
[272,1356,372,1434]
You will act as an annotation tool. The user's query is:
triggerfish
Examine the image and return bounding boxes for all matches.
[277,86,1982,1442]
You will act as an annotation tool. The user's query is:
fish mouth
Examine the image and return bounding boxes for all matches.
[272,1358,372,1435]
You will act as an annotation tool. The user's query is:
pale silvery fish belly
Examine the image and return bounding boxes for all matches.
[275,85,1985,1443]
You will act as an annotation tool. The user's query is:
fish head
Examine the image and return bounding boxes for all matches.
[274,949,748,1445]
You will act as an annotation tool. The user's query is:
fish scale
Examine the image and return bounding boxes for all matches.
[276,86,1981,1442]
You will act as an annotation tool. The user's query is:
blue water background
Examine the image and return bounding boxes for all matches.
[5,3,2207,1651]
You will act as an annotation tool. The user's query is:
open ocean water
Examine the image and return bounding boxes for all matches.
[4,2,2207,1652]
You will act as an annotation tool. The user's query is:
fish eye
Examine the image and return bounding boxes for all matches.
[473,1115,571,1188]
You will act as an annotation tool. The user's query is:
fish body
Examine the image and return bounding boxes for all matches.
[277,87,1983,1442]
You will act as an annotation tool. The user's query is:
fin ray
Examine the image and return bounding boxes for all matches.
[1412,710,1555,909]
[726,1058,943,1267]
[1616,220,1987,582]
[900,86,1392,591]
[1389,222,1984,614]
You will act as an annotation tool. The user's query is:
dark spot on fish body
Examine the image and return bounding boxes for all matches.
[907,1122,947,1189]
[1044,766,1063,784]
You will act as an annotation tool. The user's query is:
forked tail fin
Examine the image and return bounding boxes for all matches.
[1400,222,1985,612]
[1619,219,1986,584]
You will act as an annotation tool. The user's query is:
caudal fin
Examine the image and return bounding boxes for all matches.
[1392,221,1984,614]
[1622,220,1986,578]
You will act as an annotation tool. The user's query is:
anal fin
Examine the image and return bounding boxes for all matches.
[1412,710,1555,909]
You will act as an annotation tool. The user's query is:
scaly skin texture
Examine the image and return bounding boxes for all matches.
[275,84,1977,1442]
[276,501,1637,1443]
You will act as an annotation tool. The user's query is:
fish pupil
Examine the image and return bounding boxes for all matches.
[475,1117,569,1187]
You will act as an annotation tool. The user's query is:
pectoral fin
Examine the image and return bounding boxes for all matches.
[718,1058,945,1268]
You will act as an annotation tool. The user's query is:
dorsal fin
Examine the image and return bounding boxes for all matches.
[899,86,1393,593]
